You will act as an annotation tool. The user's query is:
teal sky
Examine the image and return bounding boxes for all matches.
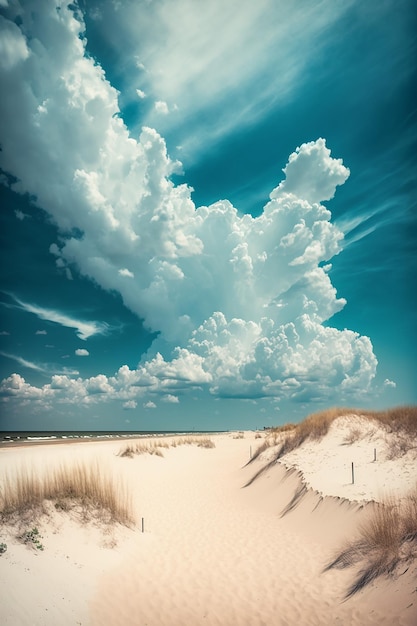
[0,0,415,431]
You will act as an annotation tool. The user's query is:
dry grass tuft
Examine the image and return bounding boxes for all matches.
[171,436,215,448]
[118,440,166,458]
[343,426,363,445]
[325,488,417,597]
[0,462,134,527]
[118,436,216,456]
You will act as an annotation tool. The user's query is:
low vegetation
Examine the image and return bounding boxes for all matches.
[0,462,134,527]
[118,440,167,458]
[18,527,44,551]
[118,435,215,458]
[251,406,417,463]
[325,488,417,597]
[171,436,216,448]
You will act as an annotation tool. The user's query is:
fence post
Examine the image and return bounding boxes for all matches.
[374,448,377,462]
[142,517,145,533]
[351,462,355,484]
[250,445,252,459]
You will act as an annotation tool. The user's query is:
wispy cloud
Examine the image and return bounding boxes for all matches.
[0,351,48,373]
[6,296,108,340]
[0,351,79,377]
[89,0,356,161]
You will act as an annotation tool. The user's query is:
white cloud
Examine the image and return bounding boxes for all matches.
[0,374,47,400]
[136,89,146,99]
[75,348,89,356]
[86,374,113,395]
[272,138,350,204]
[0,351,48,373]
[0,2,378,410]
[383,379,396,388]
[35,330,47,335]
[118,268,134,278]
[154,100,169,114]
[0,15,29,71]
[144,401,156,409]
[162,394,179,403]
[123,400,137,409]
[15,209,27,220]
[9,296,108,340]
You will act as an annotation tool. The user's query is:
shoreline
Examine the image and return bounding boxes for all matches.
[0,430,232,449]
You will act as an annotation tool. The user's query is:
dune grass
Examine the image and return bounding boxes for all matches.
[251,405,417,463]
[118,440,168,458]
[0,462,134,527]
[325,487,417,597]
[118,435,215,458]
[171,436,216,448]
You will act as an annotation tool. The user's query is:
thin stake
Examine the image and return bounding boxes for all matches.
[351,462,355,484]
[374,448,377,462]
[250,445,252,459]
[142,517,144,533]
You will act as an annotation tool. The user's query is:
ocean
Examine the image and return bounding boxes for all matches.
[0,430,228,444]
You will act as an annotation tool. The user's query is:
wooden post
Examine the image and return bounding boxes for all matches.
[142,517,144,533]
[351,462,355,484]
[374,448,377,462]
[250,445,252,459]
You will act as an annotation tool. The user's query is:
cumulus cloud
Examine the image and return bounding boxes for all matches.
[144,401,156,409]
[0,2,378,410]
[0,14,29,70]
[118,268,134,278]
[162,394,179,403]
[75,348,89,356]
[154,100,169,114]
[272,138,350,203]
[123,400,137,409]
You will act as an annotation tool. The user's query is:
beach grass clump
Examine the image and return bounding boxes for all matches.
[325,488,417,597]
[0,462,134,527]
[342,426,363,445]
[118,436,216,455]
[118,440,166,458]
[171,436,215,448]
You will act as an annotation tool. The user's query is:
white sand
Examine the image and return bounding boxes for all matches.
[0,423,416,626]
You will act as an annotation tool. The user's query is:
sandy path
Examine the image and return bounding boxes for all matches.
[90,435,417,626]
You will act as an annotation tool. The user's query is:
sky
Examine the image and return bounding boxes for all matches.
[0,0,416,432]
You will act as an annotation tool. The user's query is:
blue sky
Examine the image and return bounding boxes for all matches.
[0,0,415,431]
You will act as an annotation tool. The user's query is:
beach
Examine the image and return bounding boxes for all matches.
[1,417,416,625]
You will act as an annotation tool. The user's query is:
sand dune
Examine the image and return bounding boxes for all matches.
[0,420,416,625]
